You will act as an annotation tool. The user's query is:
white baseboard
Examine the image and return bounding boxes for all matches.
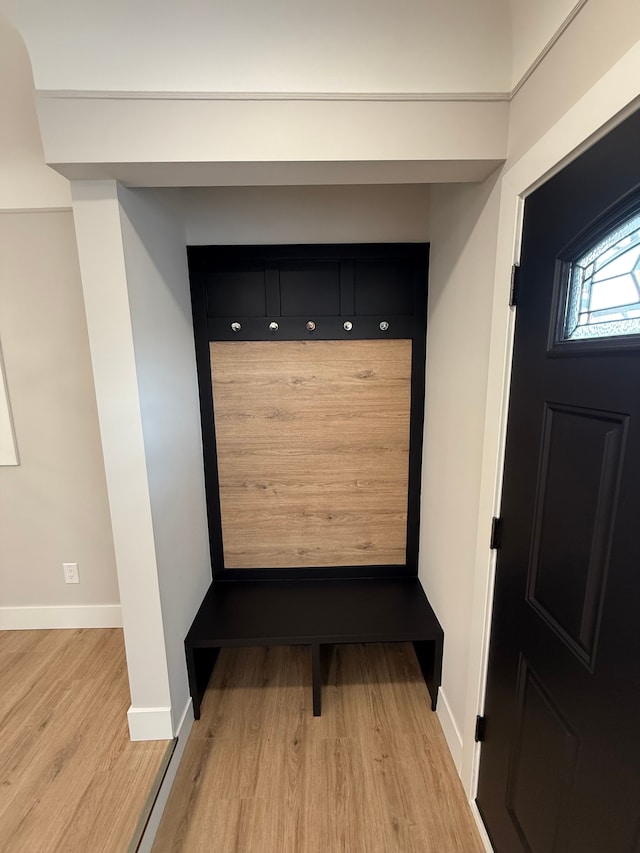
[0,604,122,630]
[136,699,194,853]
[127,705,175,741]
[436,687,464,773]
[470,799,494,852]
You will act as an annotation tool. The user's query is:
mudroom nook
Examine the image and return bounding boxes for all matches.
[184,242,443,718]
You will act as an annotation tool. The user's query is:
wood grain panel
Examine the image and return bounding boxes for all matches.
[210,340,412,569]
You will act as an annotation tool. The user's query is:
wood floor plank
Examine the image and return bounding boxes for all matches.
[0,628,171,853]
[154,643,484,853]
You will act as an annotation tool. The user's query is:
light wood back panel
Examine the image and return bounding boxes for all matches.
[210,339,412,569]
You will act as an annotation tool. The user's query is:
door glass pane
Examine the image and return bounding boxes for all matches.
[562,211,640,341]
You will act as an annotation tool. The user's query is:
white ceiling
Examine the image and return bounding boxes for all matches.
[1,0,583,95]
[508,0,581,86]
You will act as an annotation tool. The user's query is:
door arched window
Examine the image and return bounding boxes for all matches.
[561,210,640,342]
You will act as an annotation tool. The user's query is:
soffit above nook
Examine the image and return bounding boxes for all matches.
[1,0,590,186]
[34,93,508,186]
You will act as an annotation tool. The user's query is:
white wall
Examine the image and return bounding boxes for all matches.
[5,0,511,94]
[508,0,582,88]
[0,212,120,619]
[420,171,502,769]
[71,181,172,738]
[0,10,60,468]
[0,13,69,209]
[70,179,211,740]
[9,0,603,106]
[507,0,640,163]
[0,12,119,628]
[0,344,17,466]
[117,186,211,735]
[184,184,430,244]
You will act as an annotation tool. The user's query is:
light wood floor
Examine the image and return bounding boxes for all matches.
[154,643,484,853]
[0,628,171,853]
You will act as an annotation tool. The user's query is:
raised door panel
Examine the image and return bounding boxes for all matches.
[526,404,627,667]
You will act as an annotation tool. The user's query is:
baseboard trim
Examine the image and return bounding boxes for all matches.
[470,799,494,852]
[0,207,73,215]
[436,687,464,772]
[0,604,122,630]
[135,699,195,853]
[127,705,174,741]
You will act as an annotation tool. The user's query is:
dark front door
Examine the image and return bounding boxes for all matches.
[476,109,640,853]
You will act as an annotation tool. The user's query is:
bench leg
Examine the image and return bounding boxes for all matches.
[412,637,443,712]
[311,643,322,716]
[186,645,220,720]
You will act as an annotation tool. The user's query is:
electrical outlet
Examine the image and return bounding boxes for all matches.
[63,562,79,584]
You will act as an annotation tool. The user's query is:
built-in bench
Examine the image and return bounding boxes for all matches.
[185,576,443,718]
[185,244,439,720]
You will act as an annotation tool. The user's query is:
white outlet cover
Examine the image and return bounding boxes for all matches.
[63,562,80,583]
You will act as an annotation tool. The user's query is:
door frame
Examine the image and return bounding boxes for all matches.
[462,51,640,819]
